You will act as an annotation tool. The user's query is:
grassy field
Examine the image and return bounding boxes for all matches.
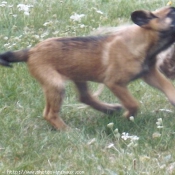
[0,0,175,174]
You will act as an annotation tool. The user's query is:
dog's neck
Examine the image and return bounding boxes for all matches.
[130,27,175,80]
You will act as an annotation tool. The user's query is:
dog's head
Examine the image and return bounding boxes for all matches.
[131,6,175,34]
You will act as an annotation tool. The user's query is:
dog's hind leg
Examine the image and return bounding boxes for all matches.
[33,70,68,130]
[74,82,122,114]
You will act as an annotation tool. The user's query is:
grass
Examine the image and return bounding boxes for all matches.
[0,0,175,174]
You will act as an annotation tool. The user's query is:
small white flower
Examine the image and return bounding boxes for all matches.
[3,37,8,40]
[121,132,130,140]
[107,143,114,149]
[157,126,164,129]
[4,43,10,47]
[130,135,139,141]
[96,10,104,15]
[0,4,6,7]
[52,31,59,35]
[114,128,119,133]
[121,132,139,141]
[129,116,134,121]
[43,22,49,27]
[114,128,120,138]
[70,13,85,22]
[17,4,33,16]
[156,118,164,129]
[2,1,7,4]
[157,118,162,124]
[17,4,29,11]
[41,32,49,38]
[43,21,53,27]
[107,122,114,129]
[159,109,172,113]
[24,11,30,16]
[13,14,17,18]
[33,35,40,39]
[80,24,85,28]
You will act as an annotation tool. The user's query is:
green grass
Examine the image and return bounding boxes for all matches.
[0,0,175,174]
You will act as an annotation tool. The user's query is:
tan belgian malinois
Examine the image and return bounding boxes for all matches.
[1,6,175,130]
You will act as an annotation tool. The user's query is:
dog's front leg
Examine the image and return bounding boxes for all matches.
[142,66,175,106]
[106,83,139,118]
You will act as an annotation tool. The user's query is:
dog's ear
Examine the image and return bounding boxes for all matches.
[131,10,157,26]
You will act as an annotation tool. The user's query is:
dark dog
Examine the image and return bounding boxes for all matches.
[156,44,175,79]
[1,7,175,130]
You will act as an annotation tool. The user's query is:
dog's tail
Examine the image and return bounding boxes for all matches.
[0,49,29,67]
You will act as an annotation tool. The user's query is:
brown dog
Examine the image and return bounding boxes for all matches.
[1,7,175,130]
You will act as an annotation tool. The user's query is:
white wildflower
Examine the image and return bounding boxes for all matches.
[43,21,53,27]
[121,132,129,140]
[52,31,59,35]
[41,32,49,38]
[107,143,114,149]
[157,125,164,129]
[17,4,29,11]
[14,37,20,41]
[4,43,10,47]
[157,118,162,124]
[129,116,134,121]
[96,10,104,15]
[159,108,172,113]
[0,4,6,7]
[121,132,139,141]
[17,4,33,16]
[156,118,164,129]
[107,122,114,129]
[3,37,8,40]
[24,11,30,16]
[2,1,7,4]
[70,13,85,22]
[121,132,139,148]
[80,24,85,28]
[130,135,139,141]
[33,35,40,39]
[114,128,120,139]
[13,14,17,18]
[43,22,49,27]
[114,128,119,134]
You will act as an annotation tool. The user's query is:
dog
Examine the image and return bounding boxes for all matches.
[1,6,175,130]
[156,44,175,79]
